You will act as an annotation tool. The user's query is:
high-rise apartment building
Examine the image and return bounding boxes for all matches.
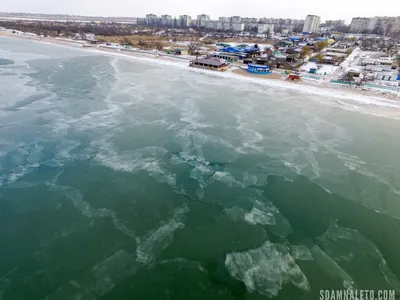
[179,15,191,27]
[302,15,321,32]
[197,14,210,27]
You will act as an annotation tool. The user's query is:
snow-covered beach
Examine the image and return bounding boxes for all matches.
[1,29,399,106]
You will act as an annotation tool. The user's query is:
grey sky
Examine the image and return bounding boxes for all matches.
[0,0,398,23]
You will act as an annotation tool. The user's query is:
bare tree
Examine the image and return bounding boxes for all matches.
[188,42,201,56]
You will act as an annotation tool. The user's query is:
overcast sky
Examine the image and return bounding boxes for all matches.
[0,0,398,23]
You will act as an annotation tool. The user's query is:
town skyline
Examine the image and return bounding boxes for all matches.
[0,0,398,23]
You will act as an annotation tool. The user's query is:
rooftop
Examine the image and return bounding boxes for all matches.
[248,64,271,68]
[191,57,228,67]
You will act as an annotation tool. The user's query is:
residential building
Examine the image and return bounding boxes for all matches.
[291,19,305,32]
[231,23,245,32]
[136,18,146,25]
[241,17,258,24]
[257,23,274,34]
[303,15,321,32]
[367,17,378,32]
[323,19,345,30]
[378,17,396,35]
[259,18,275,24]
[206,21,215,29]
[325,20,345,27]
[230,16,242,24]
[219,17,229,22]
[215,21,223,30]
[350,17,370,33]
[160,15,172,27]
[197,14,210,27]
[179,15,191,27]
[222,22,231,30]
[146,14,158,26]
[390,17,400,34]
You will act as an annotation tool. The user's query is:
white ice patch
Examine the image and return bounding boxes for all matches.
[244,207,275,226]
[53,184,137,240]
[213,171,243,188]
[337,153,366,172]
[224,199,293,238]
[142,160,176,186]
[225,241,310,297]
[189,162,243,198]
[237,128,264,153]
[94,142,176,186]
[290,245,314,261]
[0,141,43,186]
[136,205,189,264]
[180,98,209,130]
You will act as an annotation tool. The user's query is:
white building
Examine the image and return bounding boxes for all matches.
[302,15,321,33]
[179,15,191,27]
[242,17,258,24]
[350,17,370,33]
[230,16,241,24]
[206,21,214,29]
[367,17,378,32]
[231,23,244,32]
[197,14,210,27]
[390,17,400,34]
[222,22,231,31]
[257,23,275,34]
[82,33,96,41]
[215,21,223,30]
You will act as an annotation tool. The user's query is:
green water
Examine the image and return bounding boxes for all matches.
[1,37,400,299]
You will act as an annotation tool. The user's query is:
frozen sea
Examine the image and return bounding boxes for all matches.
[1,37,400,299]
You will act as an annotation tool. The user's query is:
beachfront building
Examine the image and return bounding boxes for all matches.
[189,57,230,71]
[210,52,240,63]
[303,15,321,33]
[247,64,272,74]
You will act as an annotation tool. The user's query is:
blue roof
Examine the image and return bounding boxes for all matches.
[244,47,259,53]
[289,36,300,41]
[220,46,242,53]
[248,64,270,69]
[316,37,328,41]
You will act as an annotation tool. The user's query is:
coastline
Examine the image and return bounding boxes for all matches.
[1,30,399,107]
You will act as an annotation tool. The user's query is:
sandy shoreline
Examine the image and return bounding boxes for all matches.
[1,30,399,104]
